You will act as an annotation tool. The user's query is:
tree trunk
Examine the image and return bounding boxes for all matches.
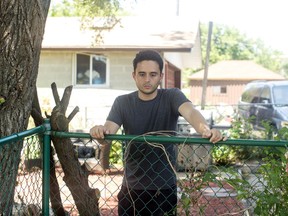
[49,83,100,215]
[0,1,50,214]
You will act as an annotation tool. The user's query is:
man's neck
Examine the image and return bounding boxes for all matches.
[138,90,158,101]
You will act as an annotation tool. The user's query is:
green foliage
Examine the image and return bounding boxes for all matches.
[201,23,253,63]
[212,116,257,165]
[259,120,277,140]
[216,122,288,214]
[49,0,80,16]
[25,137,42,159]
[49,0,125,17]
[211,116,288,165]
[254,40,282,72]
[78,0,124,43]
[212,145,236,165]
[281,63,288,77]
[0,96,5,105]
[181,136,288,215]
[275,127,288,140]
[74,0,120,17]
[186,115,288,215]
[257,158,288,215]
[226,148,288,215]
[229,116,255,139]
[178,171,219,215]
[200,23,283,73]
[109,140,123,164]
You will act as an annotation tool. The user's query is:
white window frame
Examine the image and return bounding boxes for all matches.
[74,53,109,87]
[212,85,227,95]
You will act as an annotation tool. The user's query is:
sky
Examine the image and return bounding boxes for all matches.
[125,0,288,55]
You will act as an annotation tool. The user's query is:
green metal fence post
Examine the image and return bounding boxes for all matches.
[42,119,51,216]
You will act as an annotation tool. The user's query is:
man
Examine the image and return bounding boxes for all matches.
[90,50,224,215]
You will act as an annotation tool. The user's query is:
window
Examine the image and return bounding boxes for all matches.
[76,54,107,86]
[241,85,262,103]
[212,86,227,94]
[273,85,288,105]
[259,86,271,103]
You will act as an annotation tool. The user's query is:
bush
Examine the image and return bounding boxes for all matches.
[212,116,256,165]
[212,116,280,165]
[226,147,288,215]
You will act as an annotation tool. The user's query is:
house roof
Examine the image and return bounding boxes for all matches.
[42,16,199,52]
[188,60,285,81]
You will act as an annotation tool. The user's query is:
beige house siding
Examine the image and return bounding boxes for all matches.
[189,80,247,105]
[108,52,135,90]
[188,28,202,70]
[38,51,73,88]
[38,50,205,91]
[38,51,139,90]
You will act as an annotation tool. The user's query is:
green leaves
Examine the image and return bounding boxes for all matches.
[200,23,283,73]
[0,96,5,105]
[49,0,122,17]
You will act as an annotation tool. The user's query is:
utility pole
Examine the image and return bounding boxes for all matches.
[201,21,213,110]
[176,0,180,16]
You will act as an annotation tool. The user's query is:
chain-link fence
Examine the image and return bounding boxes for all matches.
[0,125,48,216]
[1,122,288,215]
[14,135,43,215]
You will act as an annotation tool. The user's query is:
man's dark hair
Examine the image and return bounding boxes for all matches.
[133,50,163,72]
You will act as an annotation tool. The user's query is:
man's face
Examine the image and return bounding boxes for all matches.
[132,60,163,100]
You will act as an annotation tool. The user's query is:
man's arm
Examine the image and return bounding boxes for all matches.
[178,102,224,143]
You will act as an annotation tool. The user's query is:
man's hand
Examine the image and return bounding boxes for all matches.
[202,128,227,143]
[90,125,109,139]
[90,121,120,142]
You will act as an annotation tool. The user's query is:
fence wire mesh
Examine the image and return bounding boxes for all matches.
[1,128,288,215]
[47,135,288,215]
[12,135,43,215]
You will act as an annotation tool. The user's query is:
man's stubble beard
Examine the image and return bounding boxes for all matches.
[139,86,158,95]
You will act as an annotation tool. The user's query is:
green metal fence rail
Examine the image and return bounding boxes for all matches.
[53,131,288,147]
[1,122,288,215]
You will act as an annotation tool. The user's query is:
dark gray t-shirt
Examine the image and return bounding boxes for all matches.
[107,88,190,190]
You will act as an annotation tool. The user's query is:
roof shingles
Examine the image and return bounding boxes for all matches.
[189,60,285,81]
[42,17,198,51]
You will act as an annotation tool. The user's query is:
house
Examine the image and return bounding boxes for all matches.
[188,60,286,106]
[38,16,202,129]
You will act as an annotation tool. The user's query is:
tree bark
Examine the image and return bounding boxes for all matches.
[0,1,50,214]
[49,83,100,215]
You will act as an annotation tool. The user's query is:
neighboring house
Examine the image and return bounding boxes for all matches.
[188,60,286,106]
[38,16,202,129]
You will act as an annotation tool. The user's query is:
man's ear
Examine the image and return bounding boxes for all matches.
[159,72,164,82]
